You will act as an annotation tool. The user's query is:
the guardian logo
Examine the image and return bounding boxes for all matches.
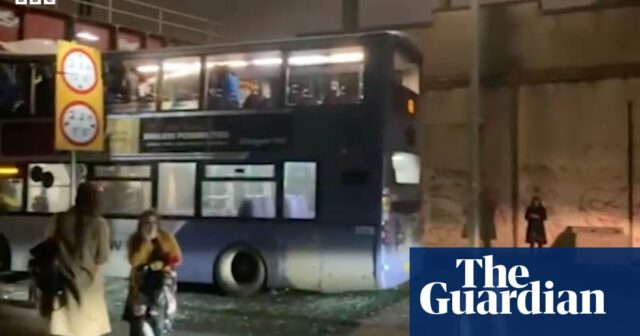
[420,255,606,315]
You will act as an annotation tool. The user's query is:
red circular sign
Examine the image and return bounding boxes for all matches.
[59,101,100,146]
[60,48,98,94]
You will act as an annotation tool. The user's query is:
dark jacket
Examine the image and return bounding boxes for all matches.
[525,205,547,244]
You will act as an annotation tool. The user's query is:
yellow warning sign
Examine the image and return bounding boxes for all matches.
[55,40,104,152]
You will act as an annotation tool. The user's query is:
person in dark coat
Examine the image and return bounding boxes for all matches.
[525,196,547,248]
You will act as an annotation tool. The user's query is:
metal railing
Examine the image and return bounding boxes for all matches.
[7,0,223,43]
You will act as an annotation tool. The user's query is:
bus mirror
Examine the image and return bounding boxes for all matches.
[30,166,43,182]
[42,172,54,189]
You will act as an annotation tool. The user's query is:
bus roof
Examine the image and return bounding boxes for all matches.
[106,30,422,64]
[0,31,422,64]
[0,39,57,55]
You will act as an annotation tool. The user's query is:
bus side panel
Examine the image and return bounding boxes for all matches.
[319,226,377,292]
[267,224,321,290]
[105,218,138,277]
[173,219,323,291]
[315,159,381,292]
[1,216,162,278]
[376,213,419,289]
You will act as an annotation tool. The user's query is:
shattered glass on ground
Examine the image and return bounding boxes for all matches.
[2,278,409,336]
[105,279,408,336]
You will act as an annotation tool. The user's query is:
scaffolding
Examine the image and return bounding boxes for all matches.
[5,0,223,44]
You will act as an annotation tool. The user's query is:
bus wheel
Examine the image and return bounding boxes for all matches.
[0,234,10,272]
[214,245,266,297]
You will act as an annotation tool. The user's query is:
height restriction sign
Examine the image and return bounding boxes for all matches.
[55,41,104,151]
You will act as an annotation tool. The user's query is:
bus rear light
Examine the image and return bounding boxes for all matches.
[407,99,416,115]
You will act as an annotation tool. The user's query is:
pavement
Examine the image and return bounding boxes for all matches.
[0,304,215,336]
[0,279,410,336]
[348,299,409,336]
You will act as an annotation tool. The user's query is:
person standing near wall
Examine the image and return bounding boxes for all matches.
[525,196,547,248]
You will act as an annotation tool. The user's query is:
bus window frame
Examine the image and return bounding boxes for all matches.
[104,57,163,115]
[103,37,372,116]
[196,161,319,222]
[87,162,156,218]
[0,176,25,213]
[0,58,55,120]
[156,161,198,217]
[25,162,88,215]
[203,50,285,111]
[199,162,279,220]
[92,164,153,180]
[284,47,366,108]
[283,161,318,220]
[159,55,203,112]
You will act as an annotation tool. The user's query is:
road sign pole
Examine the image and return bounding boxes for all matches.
[70,150,76,206]
[55,41,104,192]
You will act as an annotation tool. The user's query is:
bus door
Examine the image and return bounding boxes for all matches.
[384,88,421,246]
[377,80,422,288]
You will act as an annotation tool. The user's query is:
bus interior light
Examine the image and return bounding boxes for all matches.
[137,64,160,73]
[207,58,283,68]
[76,31,100,42]
[164,62,201,72]
[251,57,283,66]
[289,51,364,66]
[329,52,364,64]
[210,60,249,68]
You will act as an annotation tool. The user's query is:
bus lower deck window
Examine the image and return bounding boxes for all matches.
[201,181,276,219]
[284,162,317,220]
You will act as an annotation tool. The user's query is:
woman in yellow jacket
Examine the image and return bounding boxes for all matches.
[125,209,182,336]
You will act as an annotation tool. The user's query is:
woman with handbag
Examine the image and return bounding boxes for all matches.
[125,209,182,336]
[46,182,111,336]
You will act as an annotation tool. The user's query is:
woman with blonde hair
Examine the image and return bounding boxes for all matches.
[125,209,182,336]
[48,182,111,336]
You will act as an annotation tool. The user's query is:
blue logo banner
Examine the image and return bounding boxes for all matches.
[410,248,640,336]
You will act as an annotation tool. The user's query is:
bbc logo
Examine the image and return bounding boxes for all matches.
[15,0,56,5]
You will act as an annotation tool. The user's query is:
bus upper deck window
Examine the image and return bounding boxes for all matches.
[0,61,55,119]
[105,59,158,114]
[286,47,364,106]
[205,51,282,111]
[394,53,420,95]
[161,57,201,111]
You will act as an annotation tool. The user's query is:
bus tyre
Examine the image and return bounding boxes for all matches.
[0,234,10,272]
[214,246,266,297]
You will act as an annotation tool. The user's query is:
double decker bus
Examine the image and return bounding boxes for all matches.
[0,32,423,295]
